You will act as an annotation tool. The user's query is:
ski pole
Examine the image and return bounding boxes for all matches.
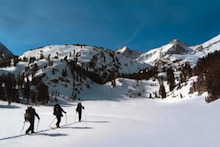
[21,121,26,134]
[36,119,40,132]
[49,117,56,127]
[74,111,77,123]
[65,114,68,125]
[83,109,87,121]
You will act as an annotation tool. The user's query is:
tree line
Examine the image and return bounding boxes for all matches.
[1,46,219,104]
[0,72,49,105]
[193,50,220,103]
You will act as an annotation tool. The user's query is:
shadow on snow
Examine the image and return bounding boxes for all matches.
[64,127,94,129]
[0,105,20,109]
[37,133,68,137]
[84,121,110,123]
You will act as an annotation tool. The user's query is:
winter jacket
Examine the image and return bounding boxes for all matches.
[76,103,84,113]
[25,107,40,122]
[54,104,66,117]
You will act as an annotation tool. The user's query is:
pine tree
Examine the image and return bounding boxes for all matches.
[5,73,12,105]
[23,76,30,104]
[193,50,220,102]
[159,83,166,99]
[180,62,192,83]
[13,56,19,66]
[36,82,49,104]
[32,63,38,77]
[111,79,116,88]
[167,66,175,91]
[62,68,67,77]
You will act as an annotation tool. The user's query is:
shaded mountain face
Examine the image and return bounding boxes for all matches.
[116,46,143,59]
[0,42,14,60]
[166,39,191,55]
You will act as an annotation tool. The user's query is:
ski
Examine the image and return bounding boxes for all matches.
[0,134,26,141]
[50,121,81,129]
[0,121,84,141]
[0,130,42,141]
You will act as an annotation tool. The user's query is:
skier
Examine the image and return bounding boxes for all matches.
[76,102,85,122]
[24,106,40,134]
[53,104,66,127]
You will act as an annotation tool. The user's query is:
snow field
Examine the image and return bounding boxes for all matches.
[0,95,220,147]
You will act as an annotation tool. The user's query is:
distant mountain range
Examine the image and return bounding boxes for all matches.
[1,34,220,69]
[137,34,220,69]
[0,34,220,102]
[115,34,220,70]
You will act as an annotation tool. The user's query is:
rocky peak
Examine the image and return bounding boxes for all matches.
[116,46,142,59]
[169,39,190,47]
[166,39,191,55]
[0,42,14,60]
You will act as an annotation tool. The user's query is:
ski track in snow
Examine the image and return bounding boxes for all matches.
[0,96,220,147]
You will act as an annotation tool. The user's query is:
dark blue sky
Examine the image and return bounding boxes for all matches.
[0,0,220,55]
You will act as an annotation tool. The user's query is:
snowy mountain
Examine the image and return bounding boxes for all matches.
[137,39,193,67]
[0,34,219,103]
[137,35,220,68]
[0,35,220,147]
[20,45,149,76]
[116,46,143,59]
[0,44,150,101]
[0,42,14,60]
[191,34,220,55]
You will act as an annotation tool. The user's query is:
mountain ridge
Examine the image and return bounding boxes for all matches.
[136,34,220,68]
[0,34,219,103]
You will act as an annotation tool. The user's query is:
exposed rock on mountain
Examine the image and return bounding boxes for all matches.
[0,42,14,60]
[166,39,192,55]
[116,46,143,59]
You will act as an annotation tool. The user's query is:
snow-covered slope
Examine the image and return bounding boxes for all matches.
[191,34,220,55]
[20,45,149,75]
[137,39,192,65]
[0,45,150,100]
[137,34,220,68]
[0,78,219,147]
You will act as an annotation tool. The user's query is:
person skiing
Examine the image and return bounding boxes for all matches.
[76,102,85,122]
[24,106,40,134]
[53,104,66,128]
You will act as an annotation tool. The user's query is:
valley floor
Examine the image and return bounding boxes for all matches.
[0,95,220,147]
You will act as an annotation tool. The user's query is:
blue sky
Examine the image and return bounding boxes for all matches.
[0,0,220,56]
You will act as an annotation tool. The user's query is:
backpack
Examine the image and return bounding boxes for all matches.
[76,103,84,112]
[24,110,30,121]
[53,104,59,115]
[24,107,33,121]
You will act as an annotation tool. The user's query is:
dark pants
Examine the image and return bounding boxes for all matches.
[26,119,35,134]
[56,115,61,127]
[78,111,82,122]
